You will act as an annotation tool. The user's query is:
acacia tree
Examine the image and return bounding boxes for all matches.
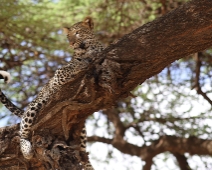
[1,0,212,169]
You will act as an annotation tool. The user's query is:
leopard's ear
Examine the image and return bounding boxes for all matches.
[63,27,70,35]
[83,16,94,30]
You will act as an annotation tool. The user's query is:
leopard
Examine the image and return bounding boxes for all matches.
[0,16,104,170]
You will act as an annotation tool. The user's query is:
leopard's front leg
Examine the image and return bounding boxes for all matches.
[19,72,64,159]
[20,100,44,159]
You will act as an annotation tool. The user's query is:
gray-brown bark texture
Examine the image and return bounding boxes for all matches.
[1,0,212,169]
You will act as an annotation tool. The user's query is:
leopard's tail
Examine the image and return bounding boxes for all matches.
[0,71,24,117]
[0,70,11,84]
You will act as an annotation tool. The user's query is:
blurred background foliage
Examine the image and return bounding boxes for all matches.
[1,0,212,169]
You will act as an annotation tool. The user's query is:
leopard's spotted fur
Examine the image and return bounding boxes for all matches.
[0,17,104,170]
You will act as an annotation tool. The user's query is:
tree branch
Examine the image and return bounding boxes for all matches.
[87,136,113,145]
[193,52,212,106]
[102,109,126,138]
[103,0,212,95]
[88,135,212,168]
[172,153,191,170]
[143,157,153,170]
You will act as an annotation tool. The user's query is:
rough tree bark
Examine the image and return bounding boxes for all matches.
[1,0,212,169]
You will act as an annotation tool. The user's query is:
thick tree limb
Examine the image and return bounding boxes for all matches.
[1,0,212,169]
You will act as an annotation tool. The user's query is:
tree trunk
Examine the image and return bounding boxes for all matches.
[1,0,212,169]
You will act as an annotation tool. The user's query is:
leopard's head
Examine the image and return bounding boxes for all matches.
[63,17,94,49]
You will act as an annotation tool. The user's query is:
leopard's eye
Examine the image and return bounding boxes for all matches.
[75,31,80,38]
